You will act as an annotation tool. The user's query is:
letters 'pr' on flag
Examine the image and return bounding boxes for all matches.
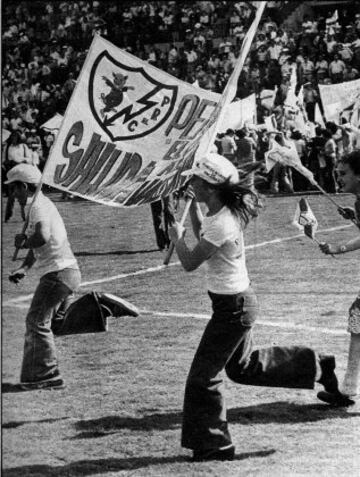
[42,3,267,207]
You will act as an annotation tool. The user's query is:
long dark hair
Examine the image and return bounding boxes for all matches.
[212,179,262,227]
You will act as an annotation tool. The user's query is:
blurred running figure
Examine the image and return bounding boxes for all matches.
[7,164,81,391]
[318,150,360,406]
[150,196,175,250]
[169,153,344,462]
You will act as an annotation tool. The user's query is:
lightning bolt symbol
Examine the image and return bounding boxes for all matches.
[104,85,162,126]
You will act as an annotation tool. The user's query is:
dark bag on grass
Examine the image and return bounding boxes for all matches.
[54,292,110,336]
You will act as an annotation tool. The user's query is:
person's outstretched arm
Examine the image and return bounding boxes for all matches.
[319,235,360,255]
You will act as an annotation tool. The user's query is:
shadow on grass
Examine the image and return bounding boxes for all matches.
[74,249,160,257]
[2,382,67,394]
[3,450,276,476]
[2,383,33,393]
[69,401,360,438]
[2,417,69,429]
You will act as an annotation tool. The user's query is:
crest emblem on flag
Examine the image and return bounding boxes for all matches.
[89,51,178,141]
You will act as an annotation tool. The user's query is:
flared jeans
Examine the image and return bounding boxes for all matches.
[20,268,81,383]
[181,286,318,452]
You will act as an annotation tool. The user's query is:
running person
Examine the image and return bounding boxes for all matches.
[7,164,81,390]
[318,150,360,406]
[169,152,344,461]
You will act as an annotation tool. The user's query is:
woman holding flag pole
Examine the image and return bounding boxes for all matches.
[169,152,345,461]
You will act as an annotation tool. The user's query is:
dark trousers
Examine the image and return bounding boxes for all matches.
[181,287,317,452]
[5,184,26,222]
[150,196,175,250]
[21,268,81,382]
[319,156,337,193]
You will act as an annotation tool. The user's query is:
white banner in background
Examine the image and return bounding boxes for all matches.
[319,78,360,123]
[221,94,257,131]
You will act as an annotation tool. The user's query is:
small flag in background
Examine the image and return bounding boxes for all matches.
[292,198,318,240]
[265,140,315,184]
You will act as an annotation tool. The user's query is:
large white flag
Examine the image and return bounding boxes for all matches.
[42,4,266,207]
[42,35,220,206]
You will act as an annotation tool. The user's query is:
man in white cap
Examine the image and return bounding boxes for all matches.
[6,164,81,390]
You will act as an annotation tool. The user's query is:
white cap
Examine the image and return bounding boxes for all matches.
[182,153,239,185]
[5,164,42,185]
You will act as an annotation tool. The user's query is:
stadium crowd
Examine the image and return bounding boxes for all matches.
[2,0,360,198]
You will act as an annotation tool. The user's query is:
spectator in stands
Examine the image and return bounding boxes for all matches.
[269,132,294,194]
[3,130,32,222]
[329,53,346,83]
[221,128,237,163]
[302,82,318,122]
[315,53,329,82]
[234,127,257,190]
[320,129,338,193]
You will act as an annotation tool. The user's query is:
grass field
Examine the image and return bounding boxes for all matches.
[2,191,360,476]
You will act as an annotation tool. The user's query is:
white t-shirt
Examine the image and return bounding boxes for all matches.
[201,206,250,294]
[7,143,30,164]
[27,192,78,276]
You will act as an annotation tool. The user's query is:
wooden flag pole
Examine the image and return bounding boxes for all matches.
[163,2,267,266]
[163,197,193,266]
[311,180,358,226]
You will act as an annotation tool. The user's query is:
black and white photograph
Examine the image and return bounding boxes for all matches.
[2,1,360,475]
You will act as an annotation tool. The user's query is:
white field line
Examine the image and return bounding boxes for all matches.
[3,224,352,307]
[140,309,348,336]
[5,303,348,335]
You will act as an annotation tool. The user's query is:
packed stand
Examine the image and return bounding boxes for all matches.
[2,1,360,199]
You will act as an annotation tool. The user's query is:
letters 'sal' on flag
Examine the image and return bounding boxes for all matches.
[265,140,315,184]
[42,3,266,207]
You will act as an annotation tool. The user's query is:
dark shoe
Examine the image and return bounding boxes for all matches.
[98,293,139,317]
[19,377,65,391]
[192,445,235,462]
[318,355,339,394]
[317,390,356,407]
[51,318,64,335]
